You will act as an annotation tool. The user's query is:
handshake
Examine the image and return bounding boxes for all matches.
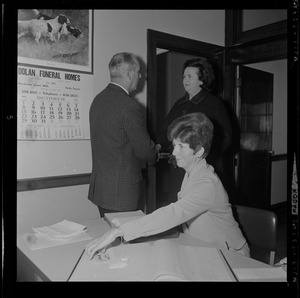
[155,144,177,167]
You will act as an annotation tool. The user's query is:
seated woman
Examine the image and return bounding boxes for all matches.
[86,112,250,258]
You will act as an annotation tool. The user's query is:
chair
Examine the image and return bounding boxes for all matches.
[231,204,278,265]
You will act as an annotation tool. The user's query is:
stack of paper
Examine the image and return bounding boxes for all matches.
[32,220,87,239]
[23,220,92,250]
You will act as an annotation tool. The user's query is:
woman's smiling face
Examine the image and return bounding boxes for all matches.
[183,67,203,97]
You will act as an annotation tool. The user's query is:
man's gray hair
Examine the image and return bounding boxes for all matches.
[109,52,139,79]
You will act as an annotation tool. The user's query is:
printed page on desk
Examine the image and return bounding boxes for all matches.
[22,220,92,250]
[69,239,234,281]
[233,267,287,282]
[22,232,92,250]
[153,241,234,281]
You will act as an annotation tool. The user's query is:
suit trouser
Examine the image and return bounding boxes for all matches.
[98,206,119,218]
[97,206,139,218]
[97,182,142,217]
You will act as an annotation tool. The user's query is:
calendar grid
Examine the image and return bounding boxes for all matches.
[18,66,84,140]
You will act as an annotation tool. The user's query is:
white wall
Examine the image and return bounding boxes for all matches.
[17,10,225,231]
[242,9,287,31]
[92,10,224,107]
[17,185,99,233]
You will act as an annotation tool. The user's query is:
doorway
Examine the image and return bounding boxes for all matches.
[156,51,206,208]
[235,65,274,207]
[146,29,227,213]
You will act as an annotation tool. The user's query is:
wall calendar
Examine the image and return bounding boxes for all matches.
[18,65,84,140]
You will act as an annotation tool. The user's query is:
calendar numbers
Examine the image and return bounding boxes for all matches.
[18,97,83,140]
[31,101,37,123]
[40,102,46,123]
[21,100,28,124]
[18,67,84,140]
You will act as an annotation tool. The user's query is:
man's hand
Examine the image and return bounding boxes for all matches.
[168,155,177,167]
[156,144,174,162]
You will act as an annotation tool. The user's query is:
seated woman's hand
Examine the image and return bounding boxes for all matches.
[85,228,123,259]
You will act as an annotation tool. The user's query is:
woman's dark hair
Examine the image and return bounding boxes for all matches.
[167,112,214,158]
[182,58,215,90]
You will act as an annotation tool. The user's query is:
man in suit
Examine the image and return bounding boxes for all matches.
[89,52,156,217]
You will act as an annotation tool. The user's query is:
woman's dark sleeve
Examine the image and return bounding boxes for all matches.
[215,100,233,152]
[156,100,182,152]
[207,95,233,153]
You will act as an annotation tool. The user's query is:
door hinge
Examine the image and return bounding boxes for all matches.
[235,78,242,87]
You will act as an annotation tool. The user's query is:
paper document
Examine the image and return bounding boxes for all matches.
[152,241,234,281]
[32,220,87,239]
[23,232,92,250]
[69,239,234,281]
[233,267,287,282]
[22,220,92,250]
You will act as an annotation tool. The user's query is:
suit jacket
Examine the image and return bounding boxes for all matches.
[120,158,247,252]
[88,83,156,210]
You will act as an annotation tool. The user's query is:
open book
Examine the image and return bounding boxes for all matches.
[69,239,234,281]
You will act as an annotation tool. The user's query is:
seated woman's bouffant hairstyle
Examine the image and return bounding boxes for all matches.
[167,112,214,158]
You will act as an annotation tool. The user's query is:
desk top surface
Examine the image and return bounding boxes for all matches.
[17,218,285,282]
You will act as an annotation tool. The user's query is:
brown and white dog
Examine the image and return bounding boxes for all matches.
[33,10,83,42]
[57,23,84,42]
[18,14,71,44]
[32,9,53,20]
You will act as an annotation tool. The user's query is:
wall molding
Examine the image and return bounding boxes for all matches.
[17,154,287,192]
[17,173,91,192]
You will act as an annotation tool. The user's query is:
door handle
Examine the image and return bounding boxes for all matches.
[268,150,275,155]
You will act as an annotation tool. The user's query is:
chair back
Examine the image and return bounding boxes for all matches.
[232,204,278,265]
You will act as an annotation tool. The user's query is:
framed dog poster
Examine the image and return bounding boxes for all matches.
[17,9,93,74]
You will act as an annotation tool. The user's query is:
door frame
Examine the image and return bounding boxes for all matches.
[236,65,274,208]
[146,29,225,213]
[224,11,288,206]
[146,24,288,212]
[147,29,225,139]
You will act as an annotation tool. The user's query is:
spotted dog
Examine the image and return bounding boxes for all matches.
[57,23,84,42]
[32,9,53,20]
[18,20,32,39]
[18,14,71,44]
[33,10,83,42]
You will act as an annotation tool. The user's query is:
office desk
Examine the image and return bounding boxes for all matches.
[17,218,286,282]
[17,218,110,281]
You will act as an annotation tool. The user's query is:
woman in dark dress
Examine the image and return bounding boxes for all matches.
[156,58,233,204]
